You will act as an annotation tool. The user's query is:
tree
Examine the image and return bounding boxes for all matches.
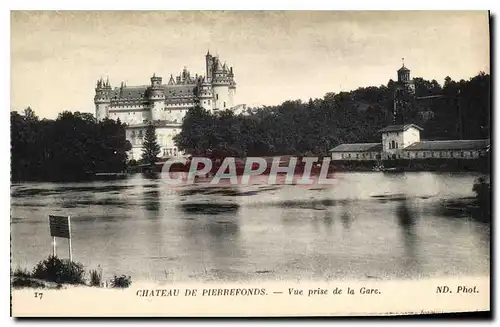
[141,123,161,166]
[11,108,130,181]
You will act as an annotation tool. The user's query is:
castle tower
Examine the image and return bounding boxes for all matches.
[205,50,214,82]
[94,77,111,121]
[211,57,230,111]
[148,73,165,121]
[197,76,214,111]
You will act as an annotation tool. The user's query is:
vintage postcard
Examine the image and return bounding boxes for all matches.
[10,10,490,317]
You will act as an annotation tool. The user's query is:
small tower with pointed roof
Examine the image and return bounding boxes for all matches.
[205,50,214,83]
[94,77,111,121]
[148,73,165,121]
[397,58,411,83]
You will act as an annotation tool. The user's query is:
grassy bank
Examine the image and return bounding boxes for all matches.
[11,256,132,290]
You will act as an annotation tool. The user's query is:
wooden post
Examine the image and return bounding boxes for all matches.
[53,236,56,257]
[68,216,73,262]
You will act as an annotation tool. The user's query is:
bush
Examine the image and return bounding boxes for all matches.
[12,267,31,278]
[89,268,103,287]
[12,277,45,289]
[32,256,85,285]
[110,275,132,288]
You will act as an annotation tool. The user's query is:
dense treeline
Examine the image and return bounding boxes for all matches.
[11,108,131,181]
[174,73,490,157]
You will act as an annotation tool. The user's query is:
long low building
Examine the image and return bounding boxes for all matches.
[403,139,490,159]
[330,143,382,161]
[330,124,490,161]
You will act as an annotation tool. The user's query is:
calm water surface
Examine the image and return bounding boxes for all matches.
[11,172,490,282]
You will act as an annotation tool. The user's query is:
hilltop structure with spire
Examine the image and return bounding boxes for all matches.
[94,51,237,160]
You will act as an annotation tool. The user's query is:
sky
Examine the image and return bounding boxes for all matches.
[11,11,490,119]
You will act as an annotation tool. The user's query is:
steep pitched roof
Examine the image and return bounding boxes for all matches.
[378,124,423,133]
[404,139,490,151]
[329,143,382,152]
[164,84,196,101]
[112,86,149,99]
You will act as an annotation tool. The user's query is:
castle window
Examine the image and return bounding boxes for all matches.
[460,152,464,157]
[450,152,454,158]
[216,94,219,100]
[356,154,359,159]
[470,151,474,157]
[348,154,351,158]
[395,142,398,149]
[224,101,226,108]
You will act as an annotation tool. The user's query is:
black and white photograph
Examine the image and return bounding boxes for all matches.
[9,10,491,317]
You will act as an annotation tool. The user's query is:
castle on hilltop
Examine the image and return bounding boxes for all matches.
[94,51,237,160]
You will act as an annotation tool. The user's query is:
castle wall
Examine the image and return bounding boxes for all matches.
[151,99,165,121]
[109,107,150,125]
[164,108,189,124]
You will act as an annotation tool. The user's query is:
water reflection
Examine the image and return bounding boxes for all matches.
[323,210,334,230]
[395,197,421,273]
[143,182,160,214]
[339,200,352,230]
[180,202,239,215]
[180,205,244,281]
[11,172,490,282]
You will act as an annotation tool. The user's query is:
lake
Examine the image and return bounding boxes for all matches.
[11,172,490,283]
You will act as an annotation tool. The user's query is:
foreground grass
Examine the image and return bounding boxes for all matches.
[11,256,132,289]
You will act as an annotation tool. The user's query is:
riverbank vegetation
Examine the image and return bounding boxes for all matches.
[174,73,490,158]
[11,256,132,289]
[11,109,131,181]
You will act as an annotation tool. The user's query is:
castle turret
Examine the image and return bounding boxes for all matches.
[94,77,111,121]
[148,73,165,121]
[211,57,230,111]
[197,76,214,111]
[205,50,214,82]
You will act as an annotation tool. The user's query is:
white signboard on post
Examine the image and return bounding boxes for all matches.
[48,215,72,262]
